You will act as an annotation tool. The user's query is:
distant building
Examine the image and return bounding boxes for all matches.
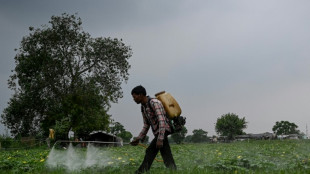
[235,132,275,141]
[277,134,303,140]
[286,134,299,140]
[86,131,123,147]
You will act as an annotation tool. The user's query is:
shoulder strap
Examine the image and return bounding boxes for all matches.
[140,97,155,131]
[147,97,155,113]
[140,96,154,113]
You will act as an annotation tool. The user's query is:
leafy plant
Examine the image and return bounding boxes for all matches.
[1,140,310,173]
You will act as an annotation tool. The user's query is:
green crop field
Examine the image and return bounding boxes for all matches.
[1,140,310,174]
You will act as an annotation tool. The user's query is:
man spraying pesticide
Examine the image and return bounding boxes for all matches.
[130,85,185,174]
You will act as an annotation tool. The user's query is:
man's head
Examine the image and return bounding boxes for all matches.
[131,85,147,104]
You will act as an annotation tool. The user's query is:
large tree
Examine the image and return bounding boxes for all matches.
[215,113,247,140]
[272,121,299,136]
[1,13,132,138]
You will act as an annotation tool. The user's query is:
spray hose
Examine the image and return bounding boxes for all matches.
[137,143,163,162]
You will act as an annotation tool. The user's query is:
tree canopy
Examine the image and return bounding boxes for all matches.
[110,122,133,142]
[215,113,247,140]
[191,129,208,143]
[1,13,132,138]
[171,126,187,144]
[272,121,299,135]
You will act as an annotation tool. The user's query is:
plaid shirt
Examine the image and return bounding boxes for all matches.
[138,97,171,142]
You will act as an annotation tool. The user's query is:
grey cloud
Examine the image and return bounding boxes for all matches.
[1,0,310,137]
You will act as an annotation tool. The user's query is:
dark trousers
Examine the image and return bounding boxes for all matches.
[136,135,177,174]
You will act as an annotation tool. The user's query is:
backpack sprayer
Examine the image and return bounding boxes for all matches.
[154,91,186,133]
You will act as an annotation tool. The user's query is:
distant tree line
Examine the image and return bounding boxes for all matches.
[169,113,247,144]
[167,113,304,144]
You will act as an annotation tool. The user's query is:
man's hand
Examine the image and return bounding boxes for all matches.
[130,138,140,146]
[156,140,163,149]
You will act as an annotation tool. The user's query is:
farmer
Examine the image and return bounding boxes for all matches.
[130,85,177,174]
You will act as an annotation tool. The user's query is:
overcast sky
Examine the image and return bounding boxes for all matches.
[1,0,310,138]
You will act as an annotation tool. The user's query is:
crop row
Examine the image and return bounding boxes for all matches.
[0,140,309,173]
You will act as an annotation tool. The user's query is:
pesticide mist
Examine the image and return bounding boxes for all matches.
[46,143,114,171]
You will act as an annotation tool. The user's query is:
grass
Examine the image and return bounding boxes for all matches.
[0,140,310,173]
